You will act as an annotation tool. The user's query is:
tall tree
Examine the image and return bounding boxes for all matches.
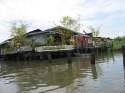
[60,16,81,45]
[60,16,80,32]
[10,23,29,48]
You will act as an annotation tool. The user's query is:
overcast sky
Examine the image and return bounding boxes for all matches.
[0,0,125,43]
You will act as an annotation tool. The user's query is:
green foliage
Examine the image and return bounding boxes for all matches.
[60,29,73,45]
[60,16,81,45]
[113,36,125,50]
[60,16,80,32]
[10,23,29,48]
[70,38,77,47]
[4,46,15,54]
[47,35,55,46]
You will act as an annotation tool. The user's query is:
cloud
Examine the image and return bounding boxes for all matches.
[80,0,125,38]
[0,0,125,42]
[0,0,82,21]
[0,23,11,42]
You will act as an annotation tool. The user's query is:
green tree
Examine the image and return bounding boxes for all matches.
[10,23,29,48]
[60,16,81,45]
[60,16,80,32]
[113,36,125,50]
[47,35,55,46]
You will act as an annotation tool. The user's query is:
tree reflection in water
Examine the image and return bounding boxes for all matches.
[1,52,124,93]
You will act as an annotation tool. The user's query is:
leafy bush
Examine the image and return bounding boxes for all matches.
[113,36,125,50]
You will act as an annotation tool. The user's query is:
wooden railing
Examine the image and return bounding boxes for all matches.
[1,46,32,55]
[1,45,74,55]
[35,45,74,52]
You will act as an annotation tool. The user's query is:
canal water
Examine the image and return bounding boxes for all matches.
[0,52,125,93]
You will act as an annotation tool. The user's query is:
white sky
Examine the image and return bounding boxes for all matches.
[0,0,125,43]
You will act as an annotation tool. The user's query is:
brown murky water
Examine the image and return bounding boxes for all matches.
[0,52,125,93]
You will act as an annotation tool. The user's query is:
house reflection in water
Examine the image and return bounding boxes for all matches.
[0,56,100,93]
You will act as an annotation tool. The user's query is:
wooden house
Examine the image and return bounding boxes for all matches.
[92,37,113,47]
[74,35,93,48]
[0,26,93,54]
[0,26,81,55]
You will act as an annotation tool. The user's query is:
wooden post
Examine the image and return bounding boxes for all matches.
[0,48,1,59]
[91,64,98,79]
[91,48,95,64]
[47,52,52,62]
[67,51,72,63]
[122,46,125,79]
[123,65,125,79]
[122,46,125,66]
[39,54,43,60]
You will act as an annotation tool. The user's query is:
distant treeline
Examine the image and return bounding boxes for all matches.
[113,36,125,50]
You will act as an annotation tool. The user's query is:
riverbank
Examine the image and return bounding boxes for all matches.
[0,46,112,61]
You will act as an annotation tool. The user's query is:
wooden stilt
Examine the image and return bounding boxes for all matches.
[47,52,52,62]
[122,46,125,66]
[67,51,72,63]
[91,48,95,64]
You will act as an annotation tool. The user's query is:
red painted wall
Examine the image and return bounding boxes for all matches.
[74,35,91,48]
